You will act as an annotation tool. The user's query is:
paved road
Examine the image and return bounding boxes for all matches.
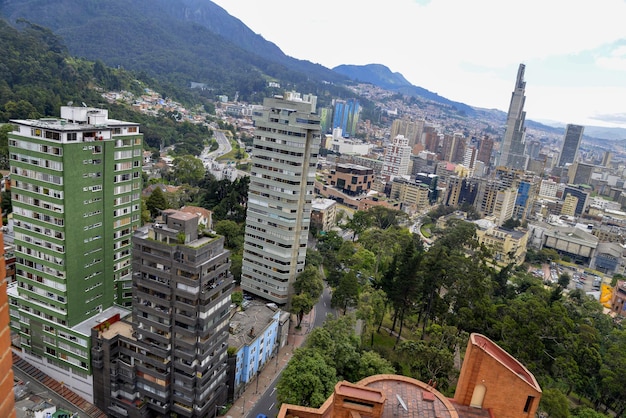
[246,284,335,417]
[201,130,232,165]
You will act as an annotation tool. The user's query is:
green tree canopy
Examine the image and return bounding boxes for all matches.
[146,187,168,218]
[171,155,204,186]
[276,348,336,408]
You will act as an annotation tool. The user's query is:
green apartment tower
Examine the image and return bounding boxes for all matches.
[8,106,142,402]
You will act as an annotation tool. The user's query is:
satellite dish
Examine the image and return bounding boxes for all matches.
[396,394,408,411]
[82,102,87,107]
[67,101,73,106]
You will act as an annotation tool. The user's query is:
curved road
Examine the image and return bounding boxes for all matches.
[246,284,335,417]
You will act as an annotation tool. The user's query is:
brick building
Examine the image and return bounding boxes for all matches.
[278,333,541,418]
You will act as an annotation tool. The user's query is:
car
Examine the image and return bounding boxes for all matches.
[257,415,268,418]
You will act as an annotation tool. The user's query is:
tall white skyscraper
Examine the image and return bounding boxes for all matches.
[498,64,528,170]
[241,92,321,304]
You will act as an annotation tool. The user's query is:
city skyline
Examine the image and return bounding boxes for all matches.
[213,0,626,129]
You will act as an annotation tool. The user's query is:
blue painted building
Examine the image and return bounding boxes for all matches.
[228,302,285,400]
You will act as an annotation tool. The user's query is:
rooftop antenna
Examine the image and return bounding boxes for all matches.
[395,394,408,415]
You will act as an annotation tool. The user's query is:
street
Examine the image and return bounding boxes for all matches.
[245,284,335,417]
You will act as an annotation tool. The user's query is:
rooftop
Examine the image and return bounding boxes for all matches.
[73,306,131,337]
[228,301,280,349]
[359,375,460,418]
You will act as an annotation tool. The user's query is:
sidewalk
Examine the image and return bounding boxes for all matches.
[221,309,314,418]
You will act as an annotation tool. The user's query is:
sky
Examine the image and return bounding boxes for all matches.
[212,0,626,129]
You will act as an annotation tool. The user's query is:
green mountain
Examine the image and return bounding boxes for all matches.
[0,0,349,105]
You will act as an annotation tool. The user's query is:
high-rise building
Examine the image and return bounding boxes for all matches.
[561,194,578,217]
[241,92,321,304]
[445,177,479,207]
[0,231,16,418]
[493,188,518,226]
[562,185,590,216]
[558,124,584,167]
[568,161,594,185]
[390,118,425,147]
[332,98,360,138]
[381,135,412,181]
[8,106,143,400]
[476,135,494,166]
[91,210,233,417]
[498,64,528,170]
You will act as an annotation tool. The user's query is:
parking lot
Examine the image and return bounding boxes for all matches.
[543,263,603,293]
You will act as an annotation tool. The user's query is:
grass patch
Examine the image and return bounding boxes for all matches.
[371,330,397,349]
[217,138,248,162]
[420,223,433,238]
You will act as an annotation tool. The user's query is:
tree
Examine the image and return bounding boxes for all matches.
[367,206,408,230]
[171,155,204,186]
[276,348,336,408]
[214,219,243,251]
[307,315,362,381]
[356,350,395,379]
[397,338,456,390]
[539,388,570,418]
[502,217,521,230]
[346,210,371,241]
[291,293,315,328]
[231,291,243,307]
[230,253,242,285]
[558,272,571,289]
[294,266,324,301]
[331,271,359,315]
[571,407,610,418]
[599,329,626,417]
[146,187,168,218]
[1,191,12,215]
[357,286,387,346]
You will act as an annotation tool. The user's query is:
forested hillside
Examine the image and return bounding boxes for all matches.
[0,18,218,160]
[0,0,351,106]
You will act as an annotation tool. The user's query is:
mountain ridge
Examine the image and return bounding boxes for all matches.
[0,0,624,140]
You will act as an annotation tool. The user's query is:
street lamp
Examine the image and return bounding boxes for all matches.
[214,404,226,418]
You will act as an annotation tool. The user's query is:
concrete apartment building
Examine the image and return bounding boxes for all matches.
[389,177,431,213]
[390,118,425,147]
[91,209,233,417]
[241,92,321,304]
[278,333,541,418]
[322,163,374,196]
[8,106,143,401]
[381,135,411,181]
[310,198,337,232]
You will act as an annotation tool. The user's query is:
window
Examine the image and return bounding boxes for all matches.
[523,396,535,413]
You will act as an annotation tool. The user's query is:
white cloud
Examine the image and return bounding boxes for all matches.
[213,0,626,127]
[596,45,626,70]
